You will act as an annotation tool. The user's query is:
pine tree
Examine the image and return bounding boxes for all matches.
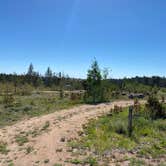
[86,60,102,104]
[45,67,52,78]
[27,63,34,76]
[45,67,53,87]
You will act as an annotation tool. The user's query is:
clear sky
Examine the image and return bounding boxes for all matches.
[0,0,166,78]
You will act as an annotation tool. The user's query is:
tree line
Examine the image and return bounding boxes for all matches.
[111,76,166,88]
[0,62,166,95]
[0,63,84,91]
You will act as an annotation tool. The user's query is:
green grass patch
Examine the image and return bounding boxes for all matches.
[8,162,14,166]
[67,156,98,166]
[0,141,10,155]
[129,158,146,166]
[70,107,166,160]
[53,164,62,166]
[15,135,29,146]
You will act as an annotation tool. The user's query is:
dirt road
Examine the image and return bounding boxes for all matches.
[0,100,136,166]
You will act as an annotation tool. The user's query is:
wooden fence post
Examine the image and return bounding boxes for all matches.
[128,106,133,137]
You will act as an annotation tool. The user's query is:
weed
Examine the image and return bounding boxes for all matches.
[8,162,14,166]
[15,135,29,146]
[41,121,50,131]
[26,146,34,154]
[113,120,127,135]
[0,141,9,155]
[84,156,98,166]
[30,128,40,137]
[69,159,82,165]
[53,164,62,166]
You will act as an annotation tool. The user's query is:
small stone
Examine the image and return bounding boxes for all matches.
[56,148,63,152]
[60,137,65,142]
[44,159,49,164]
[103,150,111,158]
[72,148,78,153]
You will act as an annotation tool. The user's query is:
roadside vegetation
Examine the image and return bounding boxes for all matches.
[68,97,166,165]
[0,92,83,127]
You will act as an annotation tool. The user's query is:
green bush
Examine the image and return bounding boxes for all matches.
[146,96,166,119]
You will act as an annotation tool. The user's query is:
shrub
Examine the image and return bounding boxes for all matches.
[3,93,14,107]
[116,125,126,135]
[146,96,166,119]
[70,92,82,101]
[19,84,33,96]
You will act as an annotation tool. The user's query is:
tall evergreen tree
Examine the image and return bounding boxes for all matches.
[45,67,52,78]
[27,63,34,76]
[45,67,53,87]
[86,60,102,103]
[26,63,35,85]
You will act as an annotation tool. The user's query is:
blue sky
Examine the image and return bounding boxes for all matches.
[0,0,166,78]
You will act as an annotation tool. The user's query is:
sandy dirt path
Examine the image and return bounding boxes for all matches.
[0,100,138,166]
